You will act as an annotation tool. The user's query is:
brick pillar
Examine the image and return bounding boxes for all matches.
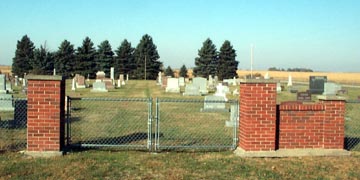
[319,96,346,149]
[238,80,277,151]
[26,75,65,157]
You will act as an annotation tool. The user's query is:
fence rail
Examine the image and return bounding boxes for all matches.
[345,100,360,151]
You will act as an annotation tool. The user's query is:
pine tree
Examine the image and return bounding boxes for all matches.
[115,39,135,78]
[165,66,174,77]
[193,38,218,78]
[134,34,162,80]
[12,35,35,77]
[31,45,54,75]
[218,40,238,80]
[96,40,114,77]
[74,37,97,78]
[179,64,188,77]
[55,40,75,78]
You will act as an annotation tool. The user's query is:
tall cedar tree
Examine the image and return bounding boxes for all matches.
[115,39,135,78]
[165,66,174,77]
[134,34,162,80]
[74,37,97,78]
[12,35,35,77]
[31,45,54,75]
[55,40,75,78]
[193,38,218,78]
[179,64,188,77]
[218,40,238,80]
[96,40,114,77]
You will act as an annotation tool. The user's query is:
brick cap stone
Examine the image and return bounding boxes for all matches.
[239,79,278,84]
[234,148,350,157]
[317,95,346,101]
[25,75,64,81]
[22,151,63,158]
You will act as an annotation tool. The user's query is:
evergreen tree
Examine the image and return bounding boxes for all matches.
[55,40,75,78]
[165,66,174,77]
[31,45,54,75]
[12,35,35,77]
[179,64,188,77]
[193,38,218,77]
[218,40,238,80]
[134,34,162,80]
[96,40,114,77]
[74,37,97,78]
[115,39,135,78]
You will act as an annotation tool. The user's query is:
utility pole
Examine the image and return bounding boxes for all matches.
[250,44,254,79]
[144,55,147,80]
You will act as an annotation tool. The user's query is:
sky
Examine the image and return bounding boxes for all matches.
[0,0,359,72]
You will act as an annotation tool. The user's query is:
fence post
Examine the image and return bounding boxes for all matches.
[25,75,65,157]
[237,79,277,151]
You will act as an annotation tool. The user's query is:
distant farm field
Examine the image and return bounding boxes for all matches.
[237,70,360,85]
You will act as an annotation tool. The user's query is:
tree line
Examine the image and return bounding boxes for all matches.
[12,35,239,80]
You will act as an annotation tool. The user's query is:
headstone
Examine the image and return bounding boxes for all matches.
[208,75,215,90]
[214,83,228,101]
[110,67,114,80]
[96,71,106,80]
[0,74,6,93]
[214,76,219,85]
[309,76,327,94]
[119,74,125,85]
[91,81,108,92]
[276,82,282,93]
[117,79,121,88]
[185,78,190,83]
[157,72,162,85]
[264,72,270,80]
[53,68,56,76]
[71,78,76,91]
[162,76,168,88]
[103,79,114,89]
[22,77,27,87]
[0,94,14,111]
[232,89,239,96]
[226,105,238,127]
[202,95,227,112]
[13,99,27,127]
[15,76,19,86]
[297,91,312,101]
[178,77,185,87]
[183,84,200,96]
[193,77,208,95]
[165,78,180,93]
[323,82,342,96]
[6,82,13,93]
[126,74,129,81]
[223,79,236,86]
[287,75,293,86]
[75,74,86,88]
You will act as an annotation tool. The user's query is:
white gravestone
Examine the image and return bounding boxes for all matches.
[264,72,270,80]
[0,94,14,111]
[91,81,108,92]
[193,77,208,95]
[287,75,293,86]
[165,78,180,93]
[110,67,114,80]
[276,82,282,93]
[178,77,185,87]
[71,78,76,91]
[323,82,342,95]
[202,95,227,112]
[226,105,239,127]
[120,74,125,85]
[0,74,6,93]
[183,84,200,96]
[214,83,228,101]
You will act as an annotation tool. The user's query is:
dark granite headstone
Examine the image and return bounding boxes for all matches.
[309,76,327,94]
[297,91,312,101]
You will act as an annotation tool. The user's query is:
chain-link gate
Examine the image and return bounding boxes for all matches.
[66,97,152,150]
[154,98,239,151]
[345,100,360,151]
[0,97,27,151]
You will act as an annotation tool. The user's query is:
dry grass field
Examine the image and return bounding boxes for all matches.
[236,70,360,85]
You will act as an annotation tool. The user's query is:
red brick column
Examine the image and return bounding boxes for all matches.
[239,80,277,151]
[26,75,65,156]
[319,96,346,149]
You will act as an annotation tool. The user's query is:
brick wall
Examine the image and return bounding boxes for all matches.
[239,80,277,151]
[279,99,345,149]
[27,75,65,152]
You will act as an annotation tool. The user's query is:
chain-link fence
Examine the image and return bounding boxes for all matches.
[0,97,27,151]
[155,98,238,151]
[67,97,152,150]
[345,100,360,151]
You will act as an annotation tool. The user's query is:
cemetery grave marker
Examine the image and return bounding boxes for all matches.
[297,91,312,101]
[309,76,327,94]
[202,95,227,112]
[91,81,108,92]
[165,78,180,93]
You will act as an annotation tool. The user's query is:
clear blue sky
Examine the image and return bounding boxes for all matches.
[0,0,359,72]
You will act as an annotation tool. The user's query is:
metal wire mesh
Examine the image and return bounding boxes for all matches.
[67,97,152,150]
[0,97,27,151]
[345,100,360,151]
[155,98,238,151]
